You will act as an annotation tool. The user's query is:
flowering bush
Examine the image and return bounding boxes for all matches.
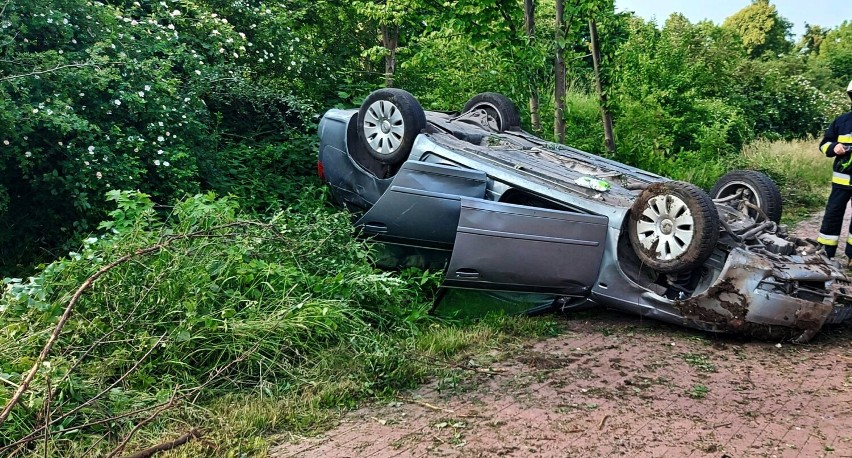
[0,0,363,271]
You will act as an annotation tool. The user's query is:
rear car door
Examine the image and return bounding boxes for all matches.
[355,161,487,250]
[443,198,608,296]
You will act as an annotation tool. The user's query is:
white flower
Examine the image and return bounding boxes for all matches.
[219,48,225,53]
[32,108,39,114]
[183,97,190,102]
[72,39,77,44]
[84,160,90,166]
[158,121,164,127]
[154,159,161,166]
[163,161,170,166]
[88,145,95,152]
[25,151,31,157]
[138,91,145,97]
[195,70,201,75]
[2,140,8,145]
[58,141,63,146]
[157,149,164,155]
[168,24,175,30]
[63,18,69,24]
[171,10,181,16]
[79,92,85,97]
[130,20,138,25]
[114,99,121,106]
[96,171,103,179]
[157,136,165,142]
[144,85,151,91]
[233,52,239,58]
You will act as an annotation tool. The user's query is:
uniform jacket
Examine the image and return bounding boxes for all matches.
[821,111,852,186]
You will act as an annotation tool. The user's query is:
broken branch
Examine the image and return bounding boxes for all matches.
[118,428,201,458]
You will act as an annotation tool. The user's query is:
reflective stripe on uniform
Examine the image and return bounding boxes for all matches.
[839,134,852,143]
[818,233,840,246]
[822,142,832,153]
[832,172,851,185]
[846,235,852,246]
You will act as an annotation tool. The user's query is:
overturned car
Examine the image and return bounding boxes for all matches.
[317,88,852,342]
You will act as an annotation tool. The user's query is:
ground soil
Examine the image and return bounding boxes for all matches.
[271,212,852,458]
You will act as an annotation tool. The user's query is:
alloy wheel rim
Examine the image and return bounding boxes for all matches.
[717,181,762,217]
[635,194,695,260]
[363,100,405,157]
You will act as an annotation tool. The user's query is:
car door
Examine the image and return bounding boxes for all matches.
[355,161,488,250]
[443,198,608,296]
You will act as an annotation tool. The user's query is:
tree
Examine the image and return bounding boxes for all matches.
[554,0,566,142]
[815,21,852,87]
[722,0,792,58]
[797,23,828,57]
[524,0,541,131]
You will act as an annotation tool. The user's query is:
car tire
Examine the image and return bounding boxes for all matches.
[462,92,521,132]
[357,88,426,165]
[628,181,720,274]
[710,170,782,223]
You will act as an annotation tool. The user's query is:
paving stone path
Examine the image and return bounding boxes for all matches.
[272,211,852,458]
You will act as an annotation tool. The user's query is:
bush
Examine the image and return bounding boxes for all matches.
[0,190,434,455]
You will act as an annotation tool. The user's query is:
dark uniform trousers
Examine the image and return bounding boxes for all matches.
[818,185,852,258]
[817,110,852,257]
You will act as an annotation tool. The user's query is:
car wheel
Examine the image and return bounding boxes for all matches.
[710,170,782,223]
[357,88,426,165]
[628,181,720,274]
[462,92,521,132]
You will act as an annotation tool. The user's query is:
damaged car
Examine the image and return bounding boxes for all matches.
[317,88,852,342]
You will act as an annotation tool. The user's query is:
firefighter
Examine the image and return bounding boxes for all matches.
[817,80,852,261]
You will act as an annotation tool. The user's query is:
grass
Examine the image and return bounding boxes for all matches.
[737,137,832,224]
[0,191,561,457]
[680,352,718,373]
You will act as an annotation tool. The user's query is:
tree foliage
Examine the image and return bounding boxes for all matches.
[0,0,849,272]
[722,0,792,57]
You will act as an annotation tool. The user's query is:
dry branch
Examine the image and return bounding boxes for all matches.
[0,221,268,428]
[0,244,165,426]
[118,429,201,458]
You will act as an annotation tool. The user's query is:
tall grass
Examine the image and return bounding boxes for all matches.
[737,137,832,220]
[0,189,558,457]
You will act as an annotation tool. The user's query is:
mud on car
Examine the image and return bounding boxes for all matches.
[317,88,852,342]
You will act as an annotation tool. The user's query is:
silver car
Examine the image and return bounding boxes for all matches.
[317,88,852,342]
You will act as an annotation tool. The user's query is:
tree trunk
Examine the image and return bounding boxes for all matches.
[589,19,615,152]
[554,0,565,143]
[524,0,541,132]
[382,24,399,88]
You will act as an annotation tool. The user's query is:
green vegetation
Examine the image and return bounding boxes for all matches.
[1,0,850,454]
[737,138,833,222]
[0,190,558,455]
[688,384,710,399]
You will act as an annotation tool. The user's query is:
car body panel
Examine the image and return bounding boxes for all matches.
[355,162,487,249]
[444,198,608,295]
